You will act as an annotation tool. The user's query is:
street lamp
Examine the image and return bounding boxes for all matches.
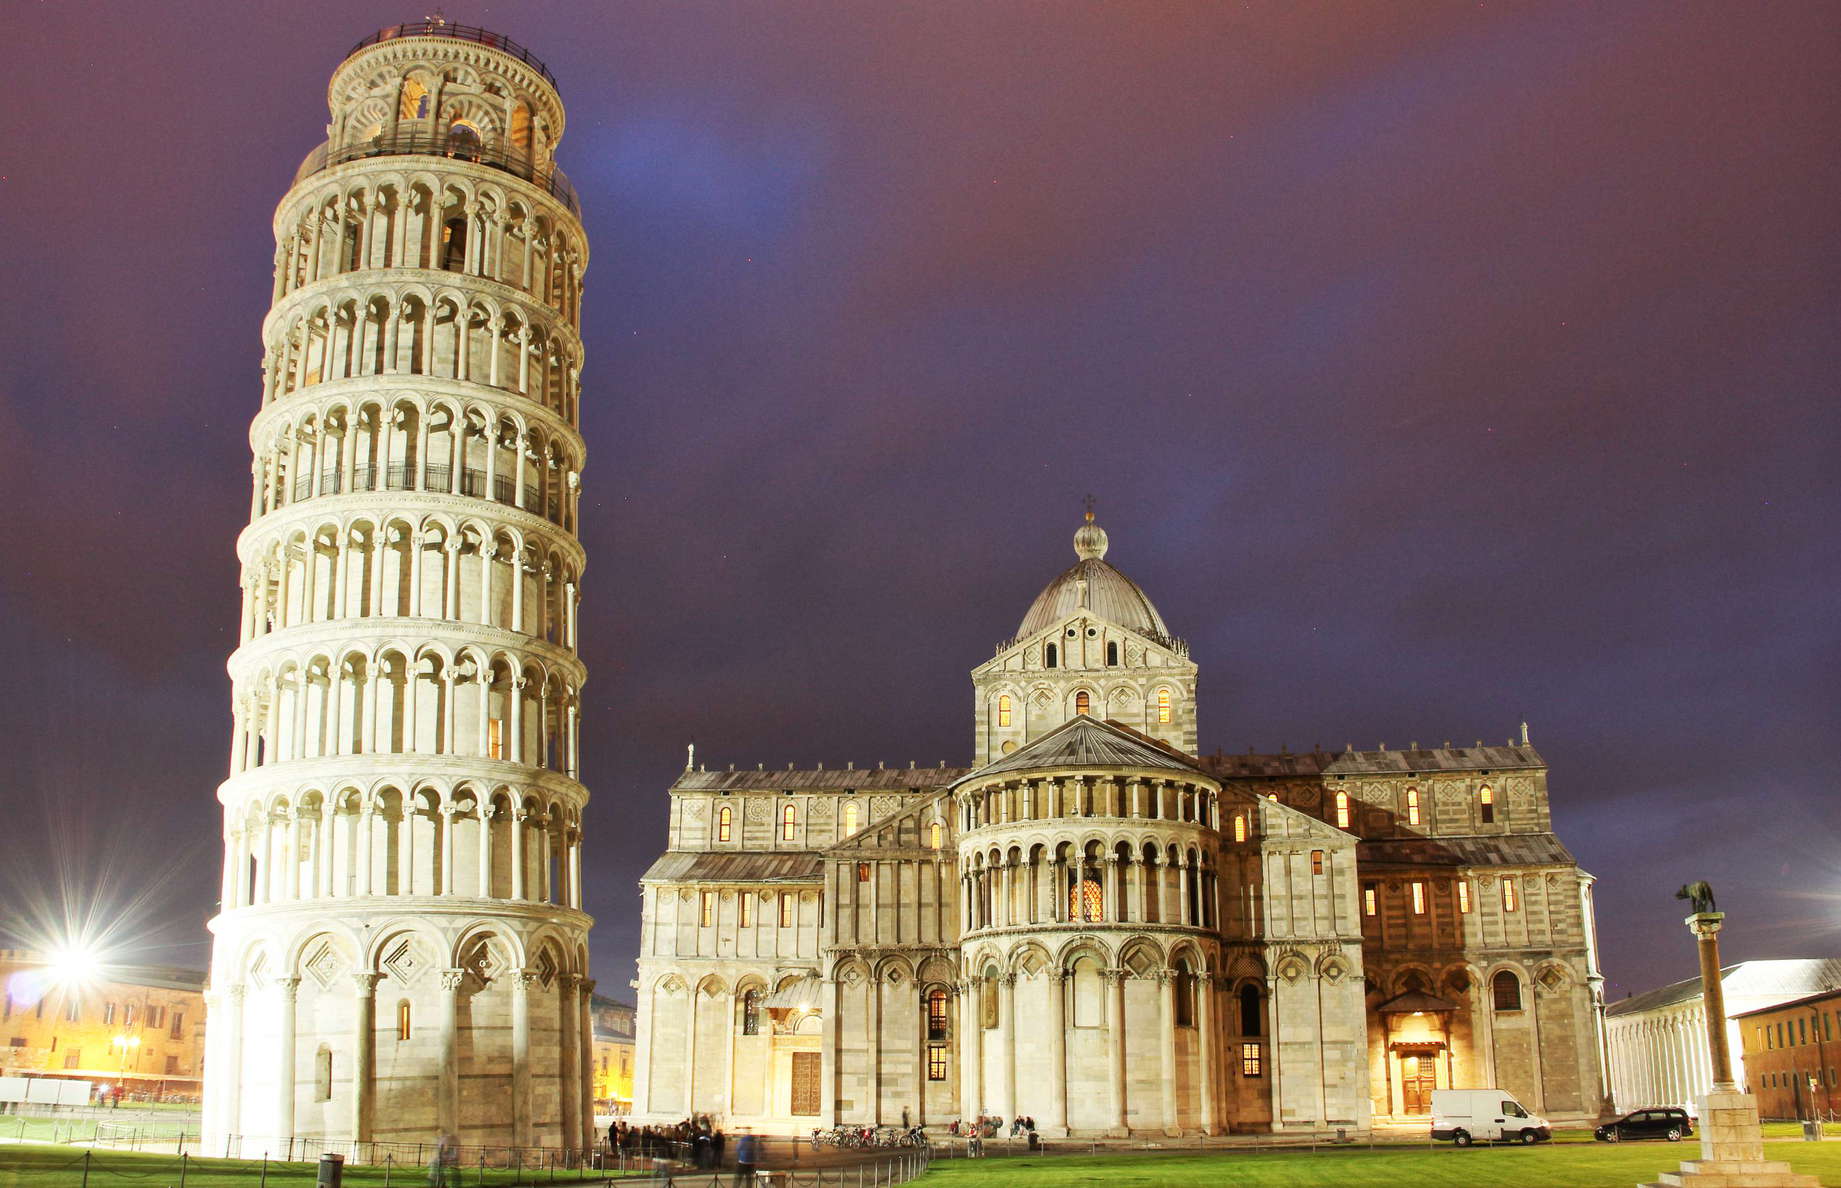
[111,1034,141,1100]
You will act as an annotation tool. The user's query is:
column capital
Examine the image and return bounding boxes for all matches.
[440,968,467,992]
[276,976,303,1001]
[351,972,382,995]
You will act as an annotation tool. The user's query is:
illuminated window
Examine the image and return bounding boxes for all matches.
[396,1000,412,1041]
[927,987,949,1040]
[781,804,797,842]
[844,801,860,834]
[739,893,753,928]
[1045,643,1058,668]
[700,891,715,927]
[1363,884,1377,917]
[1502,875,1518,912]
[927,1042,949,1081]
[741,990,761,1036]
[1241,1043,1263,1077]
[717,805,732,843]
[1406,788,1420,827]
[488,718,507,758]
[1479,785,1494,825]
[929,821,943,849]
[997,695,1012,728]
[779,892,794,928]
[1157,689,1172,723]
[65,998,80,1024]
[1232,814,1247,843]
[1334,791,1350,830]
[1492,971,1522,1012]
[123,1004,135,1028]
[399,78,430,120]
[1071,878,1104,922]
[1411,881,1426,915]
[1457,881,1472,914]
[103,1002,116,1025]
[857,862,872,883]
[1311,850,1324,875]
[1075,691,1090,716]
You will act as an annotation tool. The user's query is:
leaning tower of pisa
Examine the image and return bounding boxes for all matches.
[204,20,594,1155]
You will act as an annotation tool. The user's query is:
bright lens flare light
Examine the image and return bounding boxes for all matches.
[47,943,104,991]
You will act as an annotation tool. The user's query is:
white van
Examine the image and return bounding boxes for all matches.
[1429,1088,1552,1145]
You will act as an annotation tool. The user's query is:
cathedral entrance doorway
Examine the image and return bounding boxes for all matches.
[790,1051,822,1116]
[1399,1053,1437,1115]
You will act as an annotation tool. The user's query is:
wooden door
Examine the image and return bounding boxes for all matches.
[790,1051,822,1116]
[1400,1056,1436,1115]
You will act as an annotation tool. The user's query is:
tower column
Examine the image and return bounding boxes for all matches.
[351,973,379,1144]
[1044,968,1068,1135]
[1105,969,1127,1134]
[276,978,301,1142]
[511,970,535,1147]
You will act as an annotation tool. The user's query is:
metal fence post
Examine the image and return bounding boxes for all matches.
[260,1153,269,1188]
[385,1153,393,1188]
[81,1151,91,1188]
[179,1152,189,1188]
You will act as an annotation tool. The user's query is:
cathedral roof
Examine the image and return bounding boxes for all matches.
[1200,742,1545,779]
[671,765,971,793]
[1013,516,1172,644]
[641,851,824,883]
[1357,832,1577,869]
[956,715,1210,785]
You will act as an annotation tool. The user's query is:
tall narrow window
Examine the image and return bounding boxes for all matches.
[739,893,753,928]
[741,989,761,1036]
[700,891,715,927]
[1075,691,1090,716]
[717,805,732,843]
[1406,788,1421,827]
[1479,785,1495,825]
[929,821,943,849]
[1232,814,1247,843]
[1045,643,1057,668]
[1310,850,1325,875]
[1502,875,1518,912]
[857,862,872,883]
[1363,884,1378,917]
[1492,971,1522,1012]
[314,1046,333,1102]
[1106,641,1119,666]
[781,803,797,842]
[488,718,507,759]
[1457,881,1472,914]
[396,1000,412,1041]
[1241,1042,1263,1077]
[927,1043,948,1081]
[1239,984,1263,1036]
[1157,689,1172,723]
[926,987,949,1040]
[1334,791,1350,830]
[1071,877,1103,922]
[843,801,860,834]
[779,891,794,927]
[1411,881,1426,914]
[997,695,1012,728]
[1174,965,1196,1027]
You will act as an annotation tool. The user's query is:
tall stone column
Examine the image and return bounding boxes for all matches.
[820,977,840,1125]
[438,969,464,1137]
[511,970,536,1148]
[1197,973,1218,1135]
[996,974,1016,1122]
[579,978,597,1152]
[559,975,581,1150]
[275,978,301,1145]
[1104,969,1128,1134]
[1044,969,1068,1135]
[960,981,983,1119]
[867,971,883,1124]
[1158,971,1179,1134]
[351,973,379,1144]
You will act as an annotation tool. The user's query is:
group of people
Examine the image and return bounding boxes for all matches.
[608,1117,760,1178]
[947,1115,1036,1139]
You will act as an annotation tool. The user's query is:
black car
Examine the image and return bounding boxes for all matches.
[1594,1107,1694,1142]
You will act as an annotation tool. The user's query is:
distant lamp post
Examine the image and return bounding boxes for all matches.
[112,1034,141,1084]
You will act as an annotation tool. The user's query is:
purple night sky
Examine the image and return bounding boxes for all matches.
[2,3,1837,1000]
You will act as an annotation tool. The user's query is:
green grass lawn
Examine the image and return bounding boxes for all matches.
[0,1145,650,1188]
[919,1141,1841,1186]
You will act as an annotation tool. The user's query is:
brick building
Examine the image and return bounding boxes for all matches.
[1735,988,1841,1121]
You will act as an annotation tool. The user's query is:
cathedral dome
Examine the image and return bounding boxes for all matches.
[1016,516,1170,641]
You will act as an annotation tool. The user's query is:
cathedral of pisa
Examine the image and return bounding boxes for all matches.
[632,513,1610,1135]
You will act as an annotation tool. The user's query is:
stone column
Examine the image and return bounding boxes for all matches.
[1198,973,1218,1135]
[438,969,464,1137]
[960,981,982,1119]
[579,978,597,1152]
[511,970,536,1148]
[1158,972,1179,1134]
[996,973,1016,1122]
[867,970,883,1124]
[275,977,301,1143]
[1044,968,1068,1135]
[559,974,581,1151]
[1105,969,1128,1134]
[821,977,841,1125]
[222,985,247,1141]
[351,973,379,1144]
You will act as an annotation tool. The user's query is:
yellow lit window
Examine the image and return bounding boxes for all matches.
[717,805,732,843]
[1232,814,1247,843]
[1070,879,1103,922]
[1479,785,1495,825]
[1241,1043,1263,1077]
[396,1000,412,1041]
[857,862,871,883]
[781,803,797,842]
[927,1042,948,1082]
[488,718,507,759]
[1075,691,1090,715]
[1406,788,1420,827]
[779,892,794,927]
[1334,791,1350,830]
[997,695,1011,728]
[1157,689,1172,723]
[1458,881,1472,913]
[1502,875,1518,912]
[929,821,943,849]
[844,801,860,834]
[1310,850,1324,875]
[739,893,753,928]
[1411,881,1426,914]
[1363,885,1377,916]
[700,891,715,927]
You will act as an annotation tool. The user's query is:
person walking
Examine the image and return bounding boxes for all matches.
[732,1131,758,1186]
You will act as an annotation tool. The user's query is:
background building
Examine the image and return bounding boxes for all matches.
[203,19,596,1154]
[1735,988,1841,1121]
[632,515,1607,1135]
[1604,959,1841,1112]
[0,950,207,1101]
[589,996,636,1117]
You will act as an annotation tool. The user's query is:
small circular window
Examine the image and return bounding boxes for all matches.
[1066,627,1077,637]
[1086,627,1098,637]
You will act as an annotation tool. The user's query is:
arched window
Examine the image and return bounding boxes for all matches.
[1478,785,1495,824]
[843,801,860,834]
[1045,643,1058,668]
[781,803,797,842]
[1334,790,1350,829]
[717,805,732,843]
[1106,641,1119,666]
[1239,984,1262,1036]
[1157,688,1172,724]
[926,987,949,1040]
[396,1000,412,1041]
[1075,691,1090,716]
[1070,876,1103,922]
[981,970,999,1030]
[1405,787,1421,827]
[741,989,761,1035]
[314,1045,333,1101]
[1492,970,1522,1012]
[1174,962,1196,1027]
[997,695,1012,728]
[399,78,430,121]
[929,821,943,850]
[441,217,468,272]
[1232,814,1247,843]
[446,121,482,161]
